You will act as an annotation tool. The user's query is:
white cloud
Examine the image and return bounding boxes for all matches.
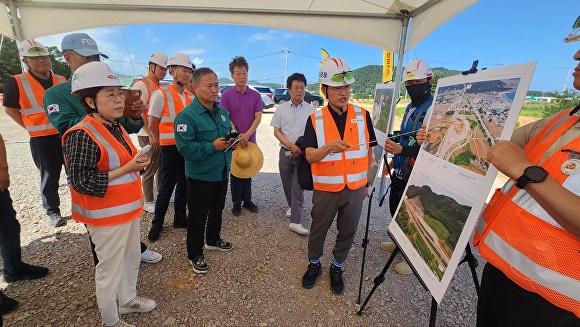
[144,29,160,43]
[176,48,205,56]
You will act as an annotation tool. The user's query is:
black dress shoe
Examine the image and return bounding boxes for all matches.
[147,225,162,242]
[0,292,18,315]
[232,203,242,216]
[243,201,259,213]
[173,221,187,228]
[1,264,49,283]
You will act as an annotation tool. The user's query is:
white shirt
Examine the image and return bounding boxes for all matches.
[270,100,316,148]
[132,79,152,137]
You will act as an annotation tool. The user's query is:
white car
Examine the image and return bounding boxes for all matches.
[220,84,275,109]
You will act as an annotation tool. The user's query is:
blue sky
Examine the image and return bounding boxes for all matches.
[36,0,579,92]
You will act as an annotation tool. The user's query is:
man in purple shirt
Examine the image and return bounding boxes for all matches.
[219,56,263,216]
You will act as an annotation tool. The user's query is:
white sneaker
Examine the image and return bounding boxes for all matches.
[289,223,309,235]
[143,202,155,214]
[140,249,162,263]
[119,296,156,314]
[285,208,291,218]
[102,320,135,327]
[380,241,397,252]
[394,261,413,275]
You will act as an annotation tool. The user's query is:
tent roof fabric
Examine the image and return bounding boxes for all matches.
[1,0,476,52]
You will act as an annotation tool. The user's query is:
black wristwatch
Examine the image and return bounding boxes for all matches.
[515,166,548,189]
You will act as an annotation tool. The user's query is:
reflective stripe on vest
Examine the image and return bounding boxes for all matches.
[14,72,65,137]
[476,109,580,317]
[310,104,369,191]
[63,116,143,227]
[158,85,191,146]
[134,76,160,110]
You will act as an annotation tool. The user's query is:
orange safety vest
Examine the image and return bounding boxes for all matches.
[474,109,580,318]
[14,72,66,137]
[310,104,370,192]
[63,116,143,227]
[132,76,161,114]
[158,85,191,146]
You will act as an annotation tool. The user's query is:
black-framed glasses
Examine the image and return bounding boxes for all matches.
[69,52,100,62]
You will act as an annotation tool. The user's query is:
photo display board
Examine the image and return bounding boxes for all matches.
[387,62,537,303]
[368,82,397,196]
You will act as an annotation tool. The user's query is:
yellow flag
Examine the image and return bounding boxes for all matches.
[319,48,330,97]
[382,50,394,82]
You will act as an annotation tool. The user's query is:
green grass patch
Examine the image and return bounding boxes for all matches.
[520,102,545,118]
[424,215,450,241]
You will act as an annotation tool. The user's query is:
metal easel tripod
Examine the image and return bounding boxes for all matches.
[357,237,480,326]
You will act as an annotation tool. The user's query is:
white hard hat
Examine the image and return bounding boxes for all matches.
[149,52,168,68]
[564,15,580,43]
[167,53,192,68]
[319,57,355,86]
[402,60,433,82]
[71,62,121,95]
[18,39,49,57]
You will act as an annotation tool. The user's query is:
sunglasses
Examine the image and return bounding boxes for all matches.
[330,71,353,83]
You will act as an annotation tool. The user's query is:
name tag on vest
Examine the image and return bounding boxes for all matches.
[351,118,364,124]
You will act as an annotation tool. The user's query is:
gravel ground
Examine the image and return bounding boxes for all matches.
[0,106,482,326]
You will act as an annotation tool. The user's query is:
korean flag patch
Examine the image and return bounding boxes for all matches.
[46,104,59,115]
[176,124,187,132]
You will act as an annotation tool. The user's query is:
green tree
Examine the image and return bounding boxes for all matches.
[47,46,71,77]
[0,38,22,92]
[541,90,580,118]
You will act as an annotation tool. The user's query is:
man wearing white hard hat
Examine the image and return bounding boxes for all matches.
[43,32,162,264]
[300,58,377,295]
[473,15,580,325]
[3,39,67,228]
[381,59,434,275]
[147,53,193,242]
[63,61,155,327]
[131,52,169,214]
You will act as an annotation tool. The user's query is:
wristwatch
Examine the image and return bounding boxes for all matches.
[515,166,548,189]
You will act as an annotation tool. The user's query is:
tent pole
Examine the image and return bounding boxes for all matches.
[7,1,24,40]
[387,10,411,135]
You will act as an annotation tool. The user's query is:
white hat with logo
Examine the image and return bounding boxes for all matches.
[71,61,120,95]
[18,39,49,57]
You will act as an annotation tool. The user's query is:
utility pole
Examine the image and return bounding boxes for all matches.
[283,48,289,88]
[563,66,572,92]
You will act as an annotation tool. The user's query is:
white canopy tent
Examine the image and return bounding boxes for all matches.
[0,0,477,130]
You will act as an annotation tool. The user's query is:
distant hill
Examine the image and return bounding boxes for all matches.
[305,65,463,97]
[405,184,470,247]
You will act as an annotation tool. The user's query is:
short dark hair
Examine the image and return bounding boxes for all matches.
[286,73,307,89]
[228,56,249,74]
[76,87,100,115]
[192,67,217,84]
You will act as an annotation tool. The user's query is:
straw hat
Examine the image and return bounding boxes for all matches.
[231,142,263,179]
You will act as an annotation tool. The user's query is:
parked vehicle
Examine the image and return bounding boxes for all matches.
[219,84,275,109]
[273,88,324,107]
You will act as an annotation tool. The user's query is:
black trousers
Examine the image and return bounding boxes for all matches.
[186,178,227,259]
[477,263,580,327]
[29,135,63,212]
[0,190,23,274]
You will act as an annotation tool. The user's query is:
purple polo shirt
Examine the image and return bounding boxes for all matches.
[220,86,263,143]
